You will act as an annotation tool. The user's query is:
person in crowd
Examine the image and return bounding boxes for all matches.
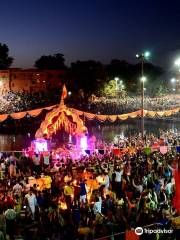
[79,179,87,204]
[64,182,73,209]
[93,196,102,215]
[13,181,23,196]
[5,204,16,240]
[25,188,37,220]
[0,208,6,240]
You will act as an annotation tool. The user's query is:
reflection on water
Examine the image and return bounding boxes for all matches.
[90,119,180,143]
[0,119,180,151]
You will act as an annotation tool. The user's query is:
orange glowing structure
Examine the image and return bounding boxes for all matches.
[35,85,87,139]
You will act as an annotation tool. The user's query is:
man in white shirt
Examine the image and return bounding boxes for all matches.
[132,179,143,193]
[115,168,123,182]
[114,168,123,198]
[25,189,37,220]
[104,172,110,190]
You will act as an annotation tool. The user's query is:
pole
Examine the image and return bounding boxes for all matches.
[141,59,144,138]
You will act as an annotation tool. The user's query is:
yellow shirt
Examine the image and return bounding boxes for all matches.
[64,185,73,196]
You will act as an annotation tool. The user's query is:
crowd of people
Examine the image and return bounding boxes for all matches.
[84,95,180,115]
[0,133,179,240]
[0,90,59,114]
[0,91,180,116]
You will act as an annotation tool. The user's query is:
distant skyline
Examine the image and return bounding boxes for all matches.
[0,0,180,70]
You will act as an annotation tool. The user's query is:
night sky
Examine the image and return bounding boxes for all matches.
[0,0,180,69]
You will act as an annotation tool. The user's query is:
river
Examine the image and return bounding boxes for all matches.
[0,119,179,151]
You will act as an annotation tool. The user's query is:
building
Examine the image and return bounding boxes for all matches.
[0,68,65,94]
[0,70,10,95]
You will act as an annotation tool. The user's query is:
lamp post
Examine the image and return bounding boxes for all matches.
[174,57,180,93]
[136,51,150,138]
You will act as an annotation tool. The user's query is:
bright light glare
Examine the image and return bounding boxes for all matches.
[144,51,150,58]
[141,76,147,82]
[171,78,176,83]
[80,136,88,150]
[34,139,48,152]
[136,54,139,58]
[115,77,119,81]
[175,58,180,66]
[68,91,72,96]
[172,88,176,91]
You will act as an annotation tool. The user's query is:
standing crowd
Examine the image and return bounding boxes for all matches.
[0,134,179,240]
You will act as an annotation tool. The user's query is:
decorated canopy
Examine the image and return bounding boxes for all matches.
[35,91,87,138]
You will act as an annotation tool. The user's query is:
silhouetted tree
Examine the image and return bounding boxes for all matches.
[0,43,13,69]
[34,53,66,70]
[133,62,164,95]
[67,58,164,98]
[106,60,164,94]
[69,60,107,98]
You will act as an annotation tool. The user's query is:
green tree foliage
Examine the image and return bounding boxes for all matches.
[101,79,116,97]
[100,79,127,98]
[34,53,66,70]
[0,43,13,69]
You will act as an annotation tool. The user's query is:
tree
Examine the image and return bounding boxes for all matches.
[69,60,107,98]
[134,62,164,96]
[100,79,126,98]
[34,53,66,70]
[0,43,13,69]
[106,60,164,94]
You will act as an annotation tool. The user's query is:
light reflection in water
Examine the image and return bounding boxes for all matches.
[0,119,179,151]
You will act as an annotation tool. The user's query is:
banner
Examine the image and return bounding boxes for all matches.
[0,104,57,122]
[160,146,168,154]
[176,146,180,153]
[126,230,139,240]
[144,147,151,155]
[0,104,179,123]
[113,148,121,156]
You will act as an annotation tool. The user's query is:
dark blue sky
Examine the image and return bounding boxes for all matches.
[0,0,180,69]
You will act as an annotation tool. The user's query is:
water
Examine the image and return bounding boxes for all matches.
[0,119,180,151]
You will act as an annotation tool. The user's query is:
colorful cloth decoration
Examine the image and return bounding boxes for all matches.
[160,146,168,154]
[144,147,151,155]
[113,148,120,156]
[176,146,180,153]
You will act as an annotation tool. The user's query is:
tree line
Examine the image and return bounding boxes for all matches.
[0,43,166,97]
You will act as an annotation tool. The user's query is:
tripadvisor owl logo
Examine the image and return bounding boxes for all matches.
[135,227,143,235]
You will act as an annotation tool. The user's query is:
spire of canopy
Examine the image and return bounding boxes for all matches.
[60,84,67,103]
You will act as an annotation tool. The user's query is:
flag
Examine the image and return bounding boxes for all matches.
[113,148,120,156]
[176,146,180,153]
[160,146,168,154]
[144,147,151,155]
[173,169,180,214]
[61,84,67,100]
[126,230,139,240]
